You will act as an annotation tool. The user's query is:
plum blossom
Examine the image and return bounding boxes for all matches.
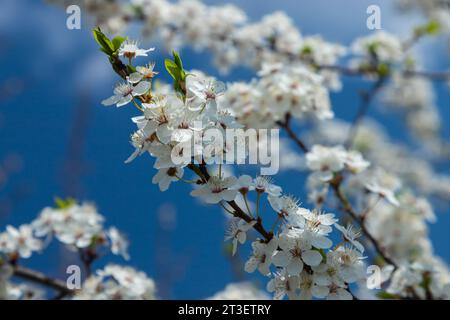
[119,40,155,59]
[152,167,184,191]
[128,63,159,83]
[272,230,323,276]
[188,78,226,111]
[245,238,278,275]
[267,271,300,300]
[0,225,42,259]
[268,195,300,218]
[335,223,365,253]
[107,227,130,260]
[306,145,346,182]
[75,265,156,300]
[102,81,151,107]
[225,219,257,255]
[293,208,335,249]
[190,175,238,204]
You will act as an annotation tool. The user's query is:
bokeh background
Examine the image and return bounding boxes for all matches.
[0,0,449,298]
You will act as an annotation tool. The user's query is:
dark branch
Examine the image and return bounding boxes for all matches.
[276,114,309,153]
[13,265,73,296]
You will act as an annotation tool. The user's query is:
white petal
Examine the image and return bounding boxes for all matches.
[312,285,329,298]
[125,148,141,164]
[244,258,258,273]
[101,95,121,106]
[311,235,332,249]
[117,95,133,107]
[221,190,238,202]
[287,258,304,276]
[302,250,322,266]
[132,81,151,96]
[272,251,290,267]
[128,72,144,84]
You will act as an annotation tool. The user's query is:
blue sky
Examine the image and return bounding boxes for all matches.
[1,0,450,299]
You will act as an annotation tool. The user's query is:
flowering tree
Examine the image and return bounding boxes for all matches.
[2,0,450,300]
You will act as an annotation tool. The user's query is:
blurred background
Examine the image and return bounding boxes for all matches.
[0,0,449,299]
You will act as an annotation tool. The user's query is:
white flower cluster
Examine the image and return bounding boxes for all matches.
[49,0,449,153]
[74,264,156,300]
[398,0,450,35]
[0,225,42,259]
[49,0,346,85]
[304,144,372,206]
[306,119,450,200]
[350,30,404,66]
[208,282,269,300]
[0,200,150,300]
[97,38,370,299]
[0,264,44,300]
[301,127,450,299]
[382,73,442,143]
[363,192,450,299]
[244,204,367,300]
[221,63,333,129]
[31,202,129,259]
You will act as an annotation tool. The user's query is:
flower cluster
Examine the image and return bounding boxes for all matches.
[30,201,129,259]
[221,63,333,129]
[208,282,269,300]
[49,0,346,82]
[74,264,156,300]
[350,30,404,67]
[0,225,42,260]
[94,32,371,299]
[382,72,442,145]
[244,203,367,300]
[41,0,450,300]
[49,0,449,151]
[306,119,450,200]
[0,200,157,300]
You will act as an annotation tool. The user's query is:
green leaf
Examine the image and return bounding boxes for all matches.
[165,59,182,80]
[376,291,399,300]
[301,46,313,55]
[112,35,127,52]
[377,63,390,77]
[54,197,76,209]
[425,20,441,35]
[164,51,187,99]
[92,27,114,55]
[367,42,379,58]
[415,20,441,37]
[172,51,184,71]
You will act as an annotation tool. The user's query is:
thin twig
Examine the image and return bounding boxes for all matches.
[330,179,398,269]
[276,114,309,153]
[13,265,72,295]
[188,164,273,242]
[345,77,386,149]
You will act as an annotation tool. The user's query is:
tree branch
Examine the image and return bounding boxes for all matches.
[187,164,273,242]
[330,178,398,269]
[276,114,309,153]
[13,265,73,296]
[345,77,386,149]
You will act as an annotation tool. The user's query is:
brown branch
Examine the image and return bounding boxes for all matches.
[345,77,386,149]
[13,265,73,296]
[276,114,309,153]
[188,164,273,242]
[317,64,450,82]
[330,178,398,269]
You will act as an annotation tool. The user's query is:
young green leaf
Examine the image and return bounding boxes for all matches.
[92,27,114,56]
[112,35,127,52]
[173,51,184,70]
[54,197,76,209]
[165,59,182,80]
